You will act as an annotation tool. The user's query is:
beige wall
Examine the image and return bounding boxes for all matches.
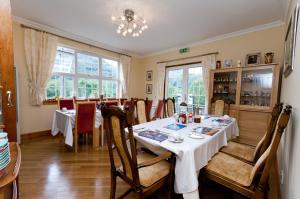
[278,0,300,198]
[140,25,285,100]
[13,21,286,136]
[12,22,143,134]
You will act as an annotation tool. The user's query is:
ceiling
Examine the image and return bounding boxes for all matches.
[11,0,286,57]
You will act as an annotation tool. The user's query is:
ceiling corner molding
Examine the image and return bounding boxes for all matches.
[12,15,141,58]
[142,20,285,58]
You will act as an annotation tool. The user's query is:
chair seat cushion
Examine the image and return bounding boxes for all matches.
[221,141,255,162]
[205,152,254,187]
[119,151,170,188]
[137,152,170,187]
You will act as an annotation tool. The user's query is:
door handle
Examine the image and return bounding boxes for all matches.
[6,91,13,107]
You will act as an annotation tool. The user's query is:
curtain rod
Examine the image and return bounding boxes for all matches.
[157,51,219,64]
[166,61,202,68]
[20,24,132,58]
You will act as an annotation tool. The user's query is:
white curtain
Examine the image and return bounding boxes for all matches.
[154,63,167,105]
[24,28,58,106]
[120,55,131,98]
[201,54,216,114]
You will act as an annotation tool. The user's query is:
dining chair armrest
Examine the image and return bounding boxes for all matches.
[137,151,172,169]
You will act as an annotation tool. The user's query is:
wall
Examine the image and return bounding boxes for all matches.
[140,25,285,100]
[12,21,143,135]
[278,0,300,198]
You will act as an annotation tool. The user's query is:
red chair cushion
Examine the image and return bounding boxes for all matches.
[146,100,153,121]
[59,99,74,110]
[104,101,119,107]
[155,100,164,119]
[76,103,96,133]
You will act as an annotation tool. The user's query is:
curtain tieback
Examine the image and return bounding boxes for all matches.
[28,81,45,94]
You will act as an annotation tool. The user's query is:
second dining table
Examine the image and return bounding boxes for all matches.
[51,109,102,147]
[132,115,239,199]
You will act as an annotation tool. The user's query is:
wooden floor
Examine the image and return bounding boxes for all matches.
[19,136,247,199]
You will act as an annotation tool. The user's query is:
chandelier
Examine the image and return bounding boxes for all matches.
[111,9,148,37]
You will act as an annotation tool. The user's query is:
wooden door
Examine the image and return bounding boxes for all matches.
[0,0,17,141]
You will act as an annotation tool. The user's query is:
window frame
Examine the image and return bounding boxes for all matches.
[46,44,121,100]
[165,64,206,109]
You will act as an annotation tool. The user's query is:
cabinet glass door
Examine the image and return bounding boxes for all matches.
[212,71,238,104]
[240,68,273,107]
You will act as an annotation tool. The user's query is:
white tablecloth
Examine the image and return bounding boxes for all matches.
[51,110,102,146]
[133,116,239,195]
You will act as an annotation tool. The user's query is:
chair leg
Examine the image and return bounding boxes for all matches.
[74,133,78,153]
[110,173,116,199]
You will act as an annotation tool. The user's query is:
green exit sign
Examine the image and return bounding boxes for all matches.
[179,48,189,53]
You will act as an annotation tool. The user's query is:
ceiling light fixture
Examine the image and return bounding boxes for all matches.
[111,9,148,37]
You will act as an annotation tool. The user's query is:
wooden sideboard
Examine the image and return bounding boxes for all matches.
[0,143,21,199]
[208,63,280,145]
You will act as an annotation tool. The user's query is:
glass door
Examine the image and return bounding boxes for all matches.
[165,64,204,113]
[240,68,273,107]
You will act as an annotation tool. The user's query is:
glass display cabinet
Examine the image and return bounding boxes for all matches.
[212,71,238,104]
[209,64,280,144]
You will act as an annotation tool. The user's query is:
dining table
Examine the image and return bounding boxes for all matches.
[132,115,239,199]
[51,109,102,147]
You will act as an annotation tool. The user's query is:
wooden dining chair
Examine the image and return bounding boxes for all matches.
[73,102,96,152]
[164,97,175,117]
[200,105,292,199]
[58,98,74,110]
[104,100,119,107]
[214,100,225,116]
[119,98,127,106]
[136,99,148,124]
[220,103,283,163]
[152,100,164,120]
[145,98,153,122]
[101,105,175,199]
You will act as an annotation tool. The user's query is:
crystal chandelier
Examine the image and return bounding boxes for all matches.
[111,9,148,37]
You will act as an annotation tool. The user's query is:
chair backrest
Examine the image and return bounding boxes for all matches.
[247,105,291,188]
[155,100,164,119]
[119,98,127,106]
[252,103,283,160]
[146,99,153,121]
[101,106,140,185]
[58,98,74,110]
[165,97,175,117]
[214,100,225,116]
[75,102,96,134]
[136,99,147,124]
[104,100,119,107]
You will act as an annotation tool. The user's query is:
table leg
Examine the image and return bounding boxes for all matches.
[93,128,100,149]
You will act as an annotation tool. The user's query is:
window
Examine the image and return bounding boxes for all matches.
[165,64,205,112]
[46,46,120,99]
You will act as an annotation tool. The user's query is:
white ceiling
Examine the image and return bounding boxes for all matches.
[11,0,286,56]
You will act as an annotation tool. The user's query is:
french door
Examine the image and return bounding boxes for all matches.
[165,64,205,112]
[0,0,17,141]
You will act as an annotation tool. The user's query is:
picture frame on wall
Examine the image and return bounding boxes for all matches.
[146,70,153,81]
[245,52,261,66]
[284,3,299,78]
[146,84,152,94]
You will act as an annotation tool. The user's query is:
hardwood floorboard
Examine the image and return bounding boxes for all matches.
[19,136,247,199]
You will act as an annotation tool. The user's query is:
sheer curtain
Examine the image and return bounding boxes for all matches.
[120,55,131,98]
[24,28,58,106]
[201,54,216,114]
[154,63,167,105]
